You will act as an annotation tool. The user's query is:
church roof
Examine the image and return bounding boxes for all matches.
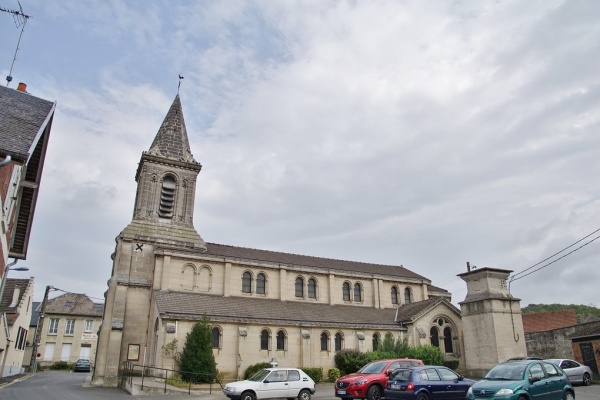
[395,297,461,323]
[146,95,198,163]
[198,242,431,282]
[154,290,404,330]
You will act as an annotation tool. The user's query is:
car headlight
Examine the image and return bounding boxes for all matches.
[354,380,368,386]
[467,387,473,395]
[495,389,514,396]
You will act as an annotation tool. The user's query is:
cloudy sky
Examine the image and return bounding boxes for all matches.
[2,0,599,307]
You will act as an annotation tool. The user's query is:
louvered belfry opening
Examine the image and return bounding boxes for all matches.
[159,175,177,218]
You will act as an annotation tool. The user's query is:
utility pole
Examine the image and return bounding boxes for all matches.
[29,285,52,372]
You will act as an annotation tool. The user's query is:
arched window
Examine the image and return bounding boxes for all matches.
[242,272,252,293]
[211,327,220,349]
[308,278,317,299]
[276,330,286,351]
[256,273,266,294]
[430,327,439,347]
[159,175,176,218]
[295,277,304,297]
[443,327,454,353]
[404,288,412,304]
[335,332,343,351]
[260,329,270,350]
[181,265,195,291]
[391,287,398,304]
[342,282,351,301]
[320,332,329,351]
[372,333,381,350]
[353,283,362,302]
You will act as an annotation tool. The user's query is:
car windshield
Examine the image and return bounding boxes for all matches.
[484,363,526,381]
[390,369,412,381]
[358,361,388,374]
[249,369,272,382]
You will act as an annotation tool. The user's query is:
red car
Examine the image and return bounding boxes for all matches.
[335,358,424,400]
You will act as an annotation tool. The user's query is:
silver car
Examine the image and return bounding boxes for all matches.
[545,358,593,386]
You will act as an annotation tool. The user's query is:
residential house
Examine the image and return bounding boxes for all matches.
[0,278,34,377]
[36,293,103,367]
[0,83,55,377]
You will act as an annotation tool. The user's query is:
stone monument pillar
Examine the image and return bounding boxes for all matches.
[458,266,526,377]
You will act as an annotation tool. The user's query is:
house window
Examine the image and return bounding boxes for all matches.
[256,273,266,294]
[260,330,270,350]
[372,333,380,350]
[295,277,304,298]
[320,332,329,351]
[242,272,252,293]
[308,278,317,299]
[276,330,286,351]
[335,332,343,351]
[65,319,75,335]
[159,175,176,218]
[212,327,221,349]
[430,327,439,347]
[353,283,362,302]
[85,320,93,332]
[48,318,59,334]
[404,288,412,304]
[342,282,351,301]
[14,327,27,350]
[443,327,453,353]
[391,287,398,304]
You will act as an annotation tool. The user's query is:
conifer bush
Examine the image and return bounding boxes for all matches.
[179,316,218,383]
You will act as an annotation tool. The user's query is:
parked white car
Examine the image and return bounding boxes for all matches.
[223,368,316,400]
[545,358,593,386]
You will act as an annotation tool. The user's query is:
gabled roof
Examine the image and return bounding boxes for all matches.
[0,85,55,162]
[0,85,56,259]
[154,290,403,330]
[0,278,33,325]
[395,297,461,323]
[146,95,197,163]
[45,293,103,317]
[522,310,578,333]
[188,242,429,282]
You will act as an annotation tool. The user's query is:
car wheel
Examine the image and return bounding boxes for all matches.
[241,391,256,400]
[298,389,311,400]
[367,385,382,400]
[563,391,575,400]
[583,373,591,386]
[416,393,430,400]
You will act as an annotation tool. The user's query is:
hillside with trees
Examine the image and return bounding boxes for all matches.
[522,303,600,320]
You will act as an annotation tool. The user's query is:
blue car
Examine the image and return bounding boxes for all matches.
[466,360,574,400]
[384,366,476,400]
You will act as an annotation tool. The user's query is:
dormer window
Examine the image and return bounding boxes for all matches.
[159,175,176,218]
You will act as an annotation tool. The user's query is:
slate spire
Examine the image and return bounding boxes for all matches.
[147,95,197,163]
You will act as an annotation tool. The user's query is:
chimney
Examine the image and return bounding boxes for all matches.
[17,82,27,93]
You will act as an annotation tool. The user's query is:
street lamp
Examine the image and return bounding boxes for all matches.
[0,264,30,306]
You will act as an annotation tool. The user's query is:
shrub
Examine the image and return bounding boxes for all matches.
[334,349,371,376]
[443,359,460,370]
[244,362,272,379]
[407,345,444,365]
[49,361,71,370]
[179,316,218,383]
[300,367,323,383]
[328,368,341,382]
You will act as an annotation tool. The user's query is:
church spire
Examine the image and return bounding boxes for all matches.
[147,95,197,163]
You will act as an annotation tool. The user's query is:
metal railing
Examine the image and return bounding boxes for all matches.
[121,361,223,395]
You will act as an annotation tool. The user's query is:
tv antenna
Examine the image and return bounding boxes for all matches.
[1,1,32,87]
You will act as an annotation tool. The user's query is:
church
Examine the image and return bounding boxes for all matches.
[92,95,522,386]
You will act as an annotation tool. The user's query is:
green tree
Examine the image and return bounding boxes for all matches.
[179,316,218,383]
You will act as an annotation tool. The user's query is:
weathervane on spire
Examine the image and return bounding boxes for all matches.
[178,74,184,94]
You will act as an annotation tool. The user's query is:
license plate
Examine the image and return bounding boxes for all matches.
[337,390,346,395]
[390,385,400,390]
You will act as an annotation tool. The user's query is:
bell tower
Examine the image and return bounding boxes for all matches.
[93,95,206,386]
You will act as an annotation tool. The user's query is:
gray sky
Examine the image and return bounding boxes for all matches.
[1,0,599,307]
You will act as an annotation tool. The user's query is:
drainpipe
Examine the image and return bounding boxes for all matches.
[0,155,11,168]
